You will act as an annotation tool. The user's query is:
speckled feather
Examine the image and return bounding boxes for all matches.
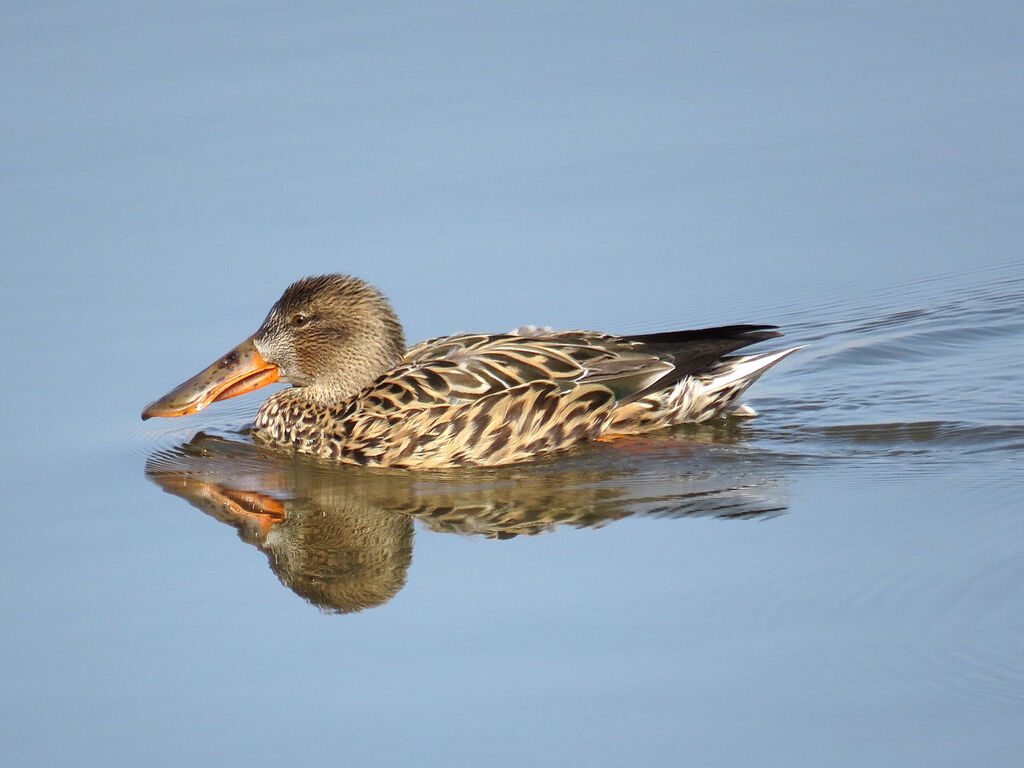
[255,325,799,468]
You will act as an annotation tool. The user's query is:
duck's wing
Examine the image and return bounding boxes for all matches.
[372,325,780,409]
[383,331,671,406]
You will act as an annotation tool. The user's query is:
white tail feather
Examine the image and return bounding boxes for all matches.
[670,346,804,422]
[704,346,804,391]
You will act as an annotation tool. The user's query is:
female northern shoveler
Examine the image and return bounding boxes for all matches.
[142,274,800,468]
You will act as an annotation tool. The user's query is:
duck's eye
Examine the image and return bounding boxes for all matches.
[290,313,311,327]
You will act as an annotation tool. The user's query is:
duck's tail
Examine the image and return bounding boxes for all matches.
[691,345,805,420]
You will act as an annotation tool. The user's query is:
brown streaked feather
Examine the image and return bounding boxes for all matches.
[253,327,798,466]
[292,380,615,468]
[253,324,798,467]
[400,331,675,403]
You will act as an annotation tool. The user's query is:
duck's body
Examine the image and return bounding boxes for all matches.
[143,275,800,468]
[254,326,796,467]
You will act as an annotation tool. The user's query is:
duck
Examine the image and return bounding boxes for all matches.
[142,274,800,468]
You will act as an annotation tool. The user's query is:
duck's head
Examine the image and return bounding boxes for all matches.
[142,275,406,419]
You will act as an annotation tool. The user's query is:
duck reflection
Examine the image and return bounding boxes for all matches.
[145,427,788,614]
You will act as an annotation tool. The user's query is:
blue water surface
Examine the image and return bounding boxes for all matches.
[1,3,1022,767]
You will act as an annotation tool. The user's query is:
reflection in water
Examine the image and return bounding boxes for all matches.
[146,429,790,613]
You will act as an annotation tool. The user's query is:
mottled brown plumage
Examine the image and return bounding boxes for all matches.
[143,274,801,467]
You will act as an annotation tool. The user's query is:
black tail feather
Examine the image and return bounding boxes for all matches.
[625,324,781,347]
[621,324,783,403]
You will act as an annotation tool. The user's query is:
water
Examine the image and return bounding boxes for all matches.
[2,4,1022,767]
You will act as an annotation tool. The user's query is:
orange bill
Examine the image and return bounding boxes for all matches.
[141,336,279,420]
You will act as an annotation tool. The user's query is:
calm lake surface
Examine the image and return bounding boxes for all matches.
[2,4,1021,767]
